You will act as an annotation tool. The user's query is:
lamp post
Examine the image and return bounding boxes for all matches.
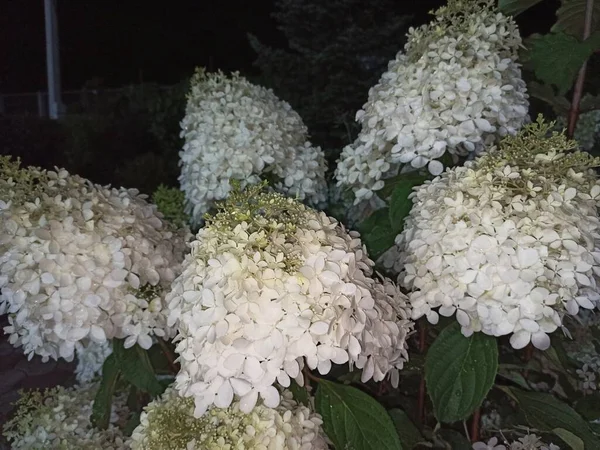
[44,0,63,119]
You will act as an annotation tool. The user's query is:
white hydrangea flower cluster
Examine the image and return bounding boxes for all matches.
[0,158,189,362]
[472,435,560,450]
[2,382,130,450]
[166,185,412,416]
[556,110,600,151]
[179,68,327,226]
[130,387,327,450]
[335,0,529,203]
[387,119,600,350]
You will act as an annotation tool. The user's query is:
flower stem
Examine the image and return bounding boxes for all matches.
[470,408,481,442]
[302,366,321,384]
[567,0,595,138]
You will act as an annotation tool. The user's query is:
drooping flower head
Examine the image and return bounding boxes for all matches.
[166,184,412,416]
[2,382,130,449]
[179,68,327,226]
[0,158,189,362]
[388,117,600,350]
[335,0,529,203]
[130,387,327,449]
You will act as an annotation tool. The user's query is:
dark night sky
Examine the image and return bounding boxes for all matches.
[0,0,557,94]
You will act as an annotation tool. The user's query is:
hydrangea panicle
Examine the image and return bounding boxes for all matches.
[179,68,327,226]
[2,383,130,449]
[335,0,529,203]
[387,118,600,350]
[130,387,327,449]
[0,158,189,363]
[166,184,412,416]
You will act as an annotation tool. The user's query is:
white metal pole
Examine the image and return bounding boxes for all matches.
[44,0,62,119]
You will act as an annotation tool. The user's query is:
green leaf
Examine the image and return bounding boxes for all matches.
[553,428,585,450]
[379,172,429,199]
[552,0,600,38]
[113,339,164,397]
[425,322,498,423]
[498,0,545,16]
[504,387,600,449]
[315,380,402,450]
[575,392,600,420]
[527,32,600,95]
[91,354,121,429]
[389,409,422,450]
[289,380,310,407]
[388,177,427,231]
[356,208,397,259]
[123,412,142,436]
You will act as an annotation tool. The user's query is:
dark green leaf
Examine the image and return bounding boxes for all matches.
[123,412,142,436]
[527,32,600,94]
[315,380,402,450]
[337,369,364,384]
[113,339,164,397]
[379,172,429,199]
[389,409,422,450]
[575,392,600,421]
[289,380,310,406]
[91,354,121,430]
[554,428,585,450]
[356,208,397,259]
[504,387,600,448]
[425,322,498,423]
[498,0,545,16]
[552,0,600,38]
[388,177,427,231]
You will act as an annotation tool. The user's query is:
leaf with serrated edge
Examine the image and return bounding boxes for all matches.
[528,32,600,95]
[425,322,498,423]
[316,380,402,450]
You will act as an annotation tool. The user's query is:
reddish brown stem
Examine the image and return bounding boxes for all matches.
[157,338,179,373]
[470,408,481,443]
[567,0,595,138]
[417,323,428,426]
[302,366,321,384]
